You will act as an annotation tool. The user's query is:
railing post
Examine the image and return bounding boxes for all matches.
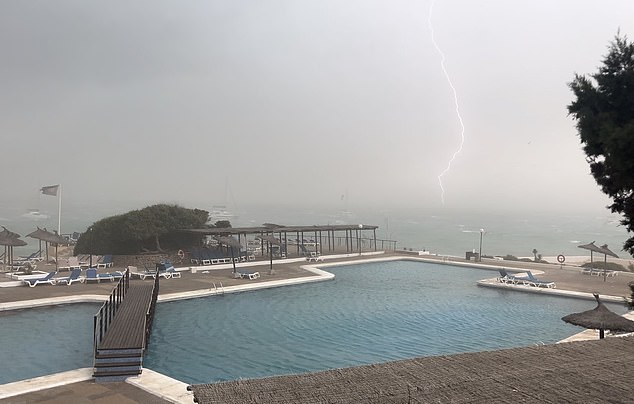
[109,294,113,324]
[93,315,98,356]
[99,309,104,340]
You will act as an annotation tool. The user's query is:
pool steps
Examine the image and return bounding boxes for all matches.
[93,347,144,382]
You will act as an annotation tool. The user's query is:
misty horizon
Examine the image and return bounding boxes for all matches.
[1,1,632,221]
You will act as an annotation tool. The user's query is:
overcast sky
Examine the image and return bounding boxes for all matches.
[1,0,633,217]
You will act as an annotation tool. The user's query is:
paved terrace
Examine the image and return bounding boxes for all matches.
[2,253,633,306]
[2,252,634,403]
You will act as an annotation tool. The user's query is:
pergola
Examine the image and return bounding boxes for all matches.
[180,223,386,257]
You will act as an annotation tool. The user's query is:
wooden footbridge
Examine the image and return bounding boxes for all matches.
[92,269,159,382]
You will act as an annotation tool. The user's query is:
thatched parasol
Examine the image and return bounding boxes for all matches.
[0,227,27,270]
[562,293,634,339]
[577,241,604,263]
[26,227,68,270]
[577,242,620,281]
[217,236,242,274]
[257,234,280,274]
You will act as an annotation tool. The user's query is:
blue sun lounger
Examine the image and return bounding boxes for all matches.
[85,268,115,283]
[497,269,528,284]
[524,271,556,288]
[55,268,84,285]
[97,254,114,269]
[23,271,57,287]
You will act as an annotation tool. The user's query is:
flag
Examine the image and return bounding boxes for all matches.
[40,185,59,196]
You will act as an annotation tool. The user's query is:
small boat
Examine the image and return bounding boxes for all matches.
[21,209,49,220]
[208,205,236,222]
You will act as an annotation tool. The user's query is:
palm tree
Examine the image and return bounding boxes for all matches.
[532,249,538,262]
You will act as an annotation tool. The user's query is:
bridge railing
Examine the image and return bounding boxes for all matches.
[93,268,130,355]
[143,268,160,350]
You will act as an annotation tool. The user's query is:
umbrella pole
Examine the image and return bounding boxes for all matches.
[600,328,605,339]
[231,247,236,275]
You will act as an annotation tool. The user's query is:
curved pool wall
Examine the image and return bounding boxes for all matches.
[0,259,626,386]
[144,260,626,384]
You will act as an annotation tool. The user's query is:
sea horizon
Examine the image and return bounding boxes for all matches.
[0,200,629,262]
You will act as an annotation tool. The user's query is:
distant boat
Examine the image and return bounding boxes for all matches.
[21,209,49,220]
[208,205,236,222]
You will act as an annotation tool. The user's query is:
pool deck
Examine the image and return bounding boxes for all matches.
[1,251,633,403]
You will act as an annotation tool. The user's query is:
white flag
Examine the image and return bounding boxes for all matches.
[41,185,59,196]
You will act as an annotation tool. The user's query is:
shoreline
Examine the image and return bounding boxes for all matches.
[1,252,633,402]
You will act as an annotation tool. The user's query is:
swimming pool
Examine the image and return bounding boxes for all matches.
[0,303,98,385]
[0,260,625,386]
[144,260,624,384]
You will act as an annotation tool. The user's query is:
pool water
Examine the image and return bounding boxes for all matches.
[0,260,626,386]
[0,303,98,385]
[144,260,626,384]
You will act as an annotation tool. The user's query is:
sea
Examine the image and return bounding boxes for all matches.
[0,200,629,261]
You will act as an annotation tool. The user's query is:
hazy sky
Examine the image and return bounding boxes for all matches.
[2,0,633,216]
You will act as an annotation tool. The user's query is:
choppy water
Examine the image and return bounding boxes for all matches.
[0,201,628,259]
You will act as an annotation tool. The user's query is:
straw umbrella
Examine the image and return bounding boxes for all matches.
[26,227,68,271]
[577,241,604,265]
[0,229,27,270]
[25,227,49,261]
[258,234,280,274]
[598,244,619,280]
[217,236,242,275]
[578,242,619,281]
[562,293,634,339]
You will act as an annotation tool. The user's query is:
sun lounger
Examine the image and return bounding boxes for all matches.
[497,269,528,284]
[156,261,181,279]
[23,271,57,287]
[85,268,116,283]
[97,254,114,269]
[129,266,166,280]
[190,249,202,265]
[300,244,323,262]
[162,261,181,279]
[582,267,617,277]
[236,269,260,280]
[16,251,44,264]
[55,268,84,285]
[524,271,556,288]
[57,257,81,271]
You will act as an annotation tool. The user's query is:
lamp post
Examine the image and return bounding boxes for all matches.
[89,227,93,268]
[479,229,484,262]
[358,224,363,256]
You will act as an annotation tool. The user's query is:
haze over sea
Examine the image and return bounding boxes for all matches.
[0,198,628,261]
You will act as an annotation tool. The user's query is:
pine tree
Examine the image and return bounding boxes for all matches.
[568,34,634,255]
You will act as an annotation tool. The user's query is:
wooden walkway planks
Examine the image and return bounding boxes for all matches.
[98,283,154,350]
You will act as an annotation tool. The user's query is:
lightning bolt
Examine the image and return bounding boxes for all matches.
[428,0,465,205]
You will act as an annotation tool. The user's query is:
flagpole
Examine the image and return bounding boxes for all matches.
[58,184,62,235]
